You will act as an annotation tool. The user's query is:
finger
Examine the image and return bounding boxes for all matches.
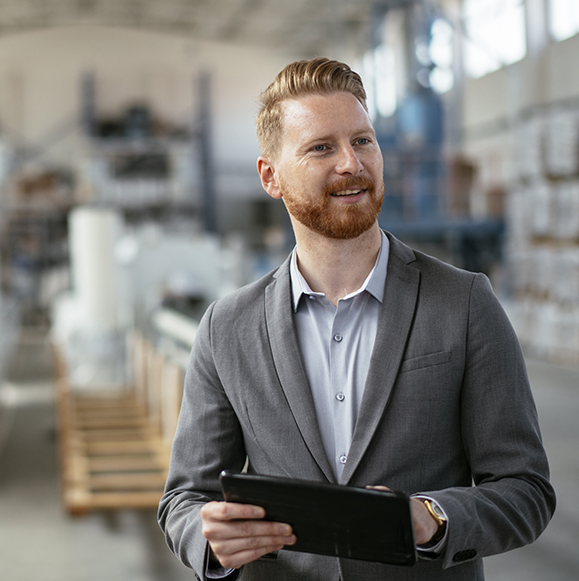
[210,530,296,559]
[207,523,296,570]
[201,501,266,523]
[203,518,293,543]
[211,539,293,570]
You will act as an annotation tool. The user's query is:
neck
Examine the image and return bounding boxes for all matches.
[292,220,382,307]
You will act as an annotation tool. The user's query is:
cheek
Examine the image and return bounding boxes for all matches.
[296,168,326,189]
[369,155,384,174]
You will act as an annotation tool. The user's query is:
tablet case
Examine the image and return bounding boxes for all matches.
[220,471,417,566]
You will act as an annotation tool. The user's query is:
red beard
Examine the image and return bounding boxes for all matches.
[281,176,384,240]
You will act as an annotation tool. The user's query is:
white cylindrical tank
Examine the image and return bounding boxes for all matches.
[68,206,123,329]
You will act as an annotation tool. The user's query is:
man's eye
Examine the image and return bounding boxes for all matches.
[313,144,326,151]
[356,138,370,145]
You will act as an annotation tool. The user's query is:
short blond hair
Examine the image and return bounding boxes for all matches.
[256,57,368,160]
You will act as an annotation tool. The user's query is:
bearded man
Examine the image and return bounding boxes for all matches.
[158,58,555,581]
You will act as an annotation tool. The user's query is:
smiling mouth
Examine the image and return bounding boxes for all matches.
[330,189,366,197]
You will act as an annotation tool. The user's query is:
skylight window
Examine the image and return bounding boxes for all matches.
[463,0,527,78]
[361,43,397,120]
[429,18,454,94]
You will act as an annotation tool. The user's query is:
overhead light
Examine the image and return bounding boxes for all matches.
[430,67,454,94]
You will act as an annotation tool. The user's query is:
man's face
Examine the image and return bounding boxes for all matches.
[272,91,384,240]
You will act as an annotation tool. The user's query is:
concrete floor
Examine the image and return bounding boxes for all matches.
[483,358,579,580]
[0,331,577,581]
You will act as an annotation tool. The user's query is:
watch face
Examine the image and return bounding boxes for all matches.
[432,504,445,520]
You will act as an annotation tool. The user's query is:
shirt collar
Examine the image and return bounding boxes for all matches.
[290,230,390,312]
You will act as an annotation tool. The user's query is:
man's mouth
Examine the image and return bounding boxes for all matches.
[330,189,365,197]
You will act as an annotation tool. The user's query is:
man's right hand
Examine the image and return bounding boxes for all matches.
[201,501,296,569]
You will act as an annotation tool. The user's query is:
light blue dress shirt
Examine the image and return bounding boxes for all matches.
[290,230,390,480]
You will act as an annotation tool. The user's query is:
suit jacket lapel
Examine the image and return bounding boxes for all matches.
[341,234,420,484]
[265,257,336,483]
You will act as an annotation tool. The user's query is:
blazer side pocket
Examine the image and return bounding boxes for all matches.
[400,350,452,373]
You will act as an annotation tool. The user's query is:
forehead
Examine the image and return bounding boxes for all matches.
[279,92,373,147]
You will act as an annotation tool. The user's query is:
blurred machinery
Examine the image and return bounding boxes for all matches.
[52,207,127,388]
[370,1,504,275]
[50,204,246,514]
[49,200,246,513]
[0,69,219,329]
[77,73,202,219]
[51,205,245,389]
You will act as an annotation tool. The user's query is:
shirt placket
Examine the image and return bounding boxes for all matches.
[330,299,353,477]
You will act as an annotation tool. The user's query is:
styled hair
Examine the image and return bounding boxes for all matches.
[256,57,368,160]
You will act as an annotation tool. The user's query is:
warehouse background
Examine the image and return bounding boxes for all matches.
[0,1,578,580]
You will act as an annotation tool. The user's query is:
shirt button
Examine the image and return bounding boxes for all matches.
[339,455,347,464]
[336,392,345,401]
[333,333,343,342]
[308,295,316,300]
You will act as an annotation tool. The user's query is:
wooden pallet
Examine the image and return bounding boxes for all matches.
[55,335,183,515]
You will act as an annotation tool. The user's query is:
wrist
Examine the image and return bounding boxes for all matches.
[416,498,447,548]
[208,551,222,568]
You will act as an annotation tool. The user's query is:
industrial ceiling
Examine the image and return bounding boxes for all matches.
[0,0,382,55]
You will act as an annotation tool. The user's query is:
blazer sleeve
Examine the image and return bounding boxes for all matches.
[424,273,556,568]
[158,302,247,577]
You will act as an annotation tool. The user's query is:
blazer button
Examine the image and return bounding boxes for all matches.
[452,549,477,562]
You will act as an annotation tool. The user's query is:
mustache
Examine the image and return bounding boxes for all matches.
[323,176,376,197]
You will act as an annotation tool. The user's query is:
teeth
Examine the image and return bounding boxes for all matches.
[333,189,362,196]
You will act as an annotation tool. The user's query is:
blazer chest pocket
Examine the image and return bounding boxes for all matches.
[400,350,452,373]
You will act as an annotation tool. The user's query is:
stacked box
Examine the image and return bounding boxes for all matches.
[530,182,554,237]
[505,111,579,367]
[506,189,531,249]
[534,246,559,299]
[508,250,530,294]
[516,117,545,180]
[532,302,558,359]
[545,109,579,177]
[552,248,579,305]
[554,181,579,240]
[557,306,579,364]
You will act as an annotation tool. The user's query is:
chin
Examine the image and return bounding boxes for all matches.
[302,211,379,240]
[284,181,384,240]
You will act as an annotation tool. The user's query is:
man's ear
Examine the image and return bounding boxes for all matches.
[257,157,282,199]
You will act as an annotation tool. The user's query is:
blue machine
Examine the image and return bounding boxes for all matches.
[372,1,503,274]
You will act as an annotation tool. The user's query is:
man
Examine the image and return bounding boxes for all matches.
[158,58,555,581]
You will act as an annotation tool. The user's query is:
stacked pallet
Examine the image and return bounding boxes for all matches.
[56,332,185,515]
[505,106,579,366]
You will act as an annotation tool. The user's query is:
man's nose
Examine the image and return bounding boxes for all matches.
[336,145,363,175]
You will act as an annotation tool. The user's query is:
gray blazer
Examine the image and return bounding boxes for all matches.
[158,233,555,581]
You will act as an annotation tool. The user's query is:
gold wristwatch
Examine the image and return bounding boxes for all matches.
[419,498,447,546]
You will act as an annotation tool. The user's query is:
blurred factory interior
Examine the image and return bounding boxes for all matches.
[0,0,579,579]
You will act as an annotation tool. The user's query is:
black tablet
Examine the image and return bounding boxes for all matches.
[219,471,417,566]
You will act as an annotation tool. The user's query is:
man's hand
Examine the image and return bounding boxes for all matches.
[410,498,439,545]
[366,486,439,546]
[201,501,296,569]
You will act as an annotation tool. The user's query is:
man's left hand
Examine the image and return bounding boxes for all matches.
[409,497,439,545]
